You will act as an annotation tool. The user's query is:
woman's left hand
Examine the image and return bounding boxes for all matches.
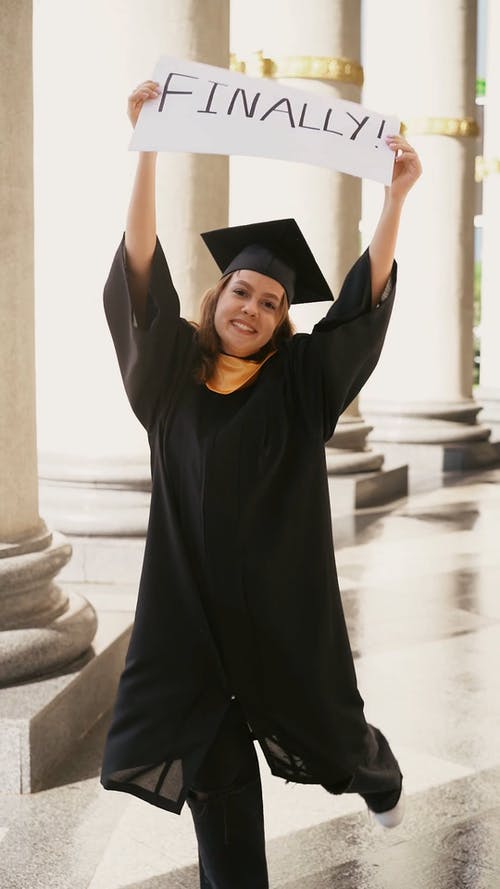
[384,135,423,203]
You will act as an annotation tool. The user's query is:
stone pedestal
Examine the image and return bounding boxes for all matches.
[328,464,408,513]
[326,405,408,508]
[0,608,131,793]
[328,403,384,470]
[0,533,98,685]
[475,392,500,442]
[34,0,230,536]
[362,400,499,480]
[361,0,498,473]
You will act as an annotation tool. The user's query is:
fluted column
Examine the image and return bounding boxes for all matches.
[0,0,97,685]
[477,0,500,441]
[361,0,497,472]
[230,0,404,498]
[34,0,230,536]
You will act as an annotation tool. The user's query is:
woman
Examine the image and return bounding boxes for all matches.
[100,80,422,888]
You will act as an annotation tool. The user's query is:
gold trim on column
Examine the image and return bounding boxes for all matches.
[229,53,246,74]
[475,156,500,182]
[401,117,479,137]
[230,51,274,77]
[230,51,363,85]
[274,55,363,86]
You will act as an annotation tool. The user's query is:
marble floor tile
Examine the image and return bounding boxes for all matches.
[87,794,198,889]
[0,779,127,889]
[275,805,500,889]
[355,624,500,772]
[2,467,500,888]
[83,745,475,887]
[268,768,500,888]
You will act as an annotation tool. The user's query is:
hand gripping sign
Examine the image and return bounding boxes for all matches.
[130,56,399,185]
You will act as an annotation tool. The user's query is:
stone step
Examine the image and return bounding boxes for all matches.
[328,463,408,512]
[0,608,131,793]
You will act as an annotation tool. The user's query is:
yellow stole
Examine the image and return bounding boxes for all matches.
[205,351,276,394]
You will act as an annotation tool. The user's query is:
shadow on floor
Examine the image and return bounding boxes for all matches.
[42,709,113,791]
[116,867,200,889]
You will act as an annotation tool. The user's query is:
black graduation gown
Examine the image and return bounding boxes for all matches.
[100,235,397,815]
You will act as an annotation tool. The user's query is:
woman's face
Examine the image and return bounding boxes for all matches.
[214,269,286,358]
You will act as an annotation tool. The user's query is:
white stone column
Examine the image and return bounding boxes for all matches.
[34,0,230,536]
[230,0,407,505]
[361,0,497,472]
[477,0,500,441]
[0,0,97,685]
[229,3,361,277]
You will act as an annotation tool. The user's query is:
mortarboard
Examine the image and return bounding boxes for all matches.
[200,218,333,305]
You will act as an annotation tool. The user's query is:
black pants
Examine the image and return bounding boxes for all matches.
[186,701,402,889]
[186,700,268,889]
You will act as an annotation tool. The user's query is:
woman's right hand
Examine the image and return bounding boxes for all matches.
[127,81,162,128]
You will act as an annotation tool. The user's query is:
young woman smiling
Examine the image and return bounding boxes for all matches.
[100,80,422,889]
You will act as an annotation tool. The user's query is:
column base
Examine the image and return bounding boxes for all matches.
[366,440,500,475]
[475,387,500,442]
[360,399,500,473]
[325,415,408,509]
[38,454,151,537]
[361,399,490,443]
[0,608,131,793]
[325,448,384,474]
[328,415,373,451]
[0,530,98,685]
[328,463,408,512]
[367,418,491,445]
[0,589,98,686]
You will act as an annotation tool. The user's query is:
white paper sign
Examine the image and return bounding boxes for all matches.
[130,56,399,185]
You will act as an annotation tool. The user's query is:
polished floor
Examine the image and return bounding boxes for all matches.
[2,467,500,888]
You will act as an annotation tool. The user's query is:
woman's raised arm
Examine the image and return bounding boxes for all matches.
[368,135,422,306]
[124,81,161,327]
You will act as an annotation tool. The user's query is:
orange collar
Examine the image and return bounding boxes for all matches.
[205,351,276,394]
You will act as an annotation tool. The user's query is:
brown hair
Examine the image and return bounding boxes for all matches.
[192,272,295,383]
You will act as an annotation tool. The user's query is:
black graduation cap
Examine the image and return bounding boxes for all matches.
[200,218,333,305]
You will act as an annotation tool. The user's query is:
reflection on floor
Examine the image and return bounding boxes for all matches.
[2,468,500,888]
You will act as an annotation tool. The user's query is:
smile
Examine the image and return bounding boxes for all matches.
[231,319,257,334]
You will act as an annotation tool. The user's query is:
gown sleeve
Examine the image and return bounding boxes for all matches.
[289,248,397,441]
[103,234,196,431]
